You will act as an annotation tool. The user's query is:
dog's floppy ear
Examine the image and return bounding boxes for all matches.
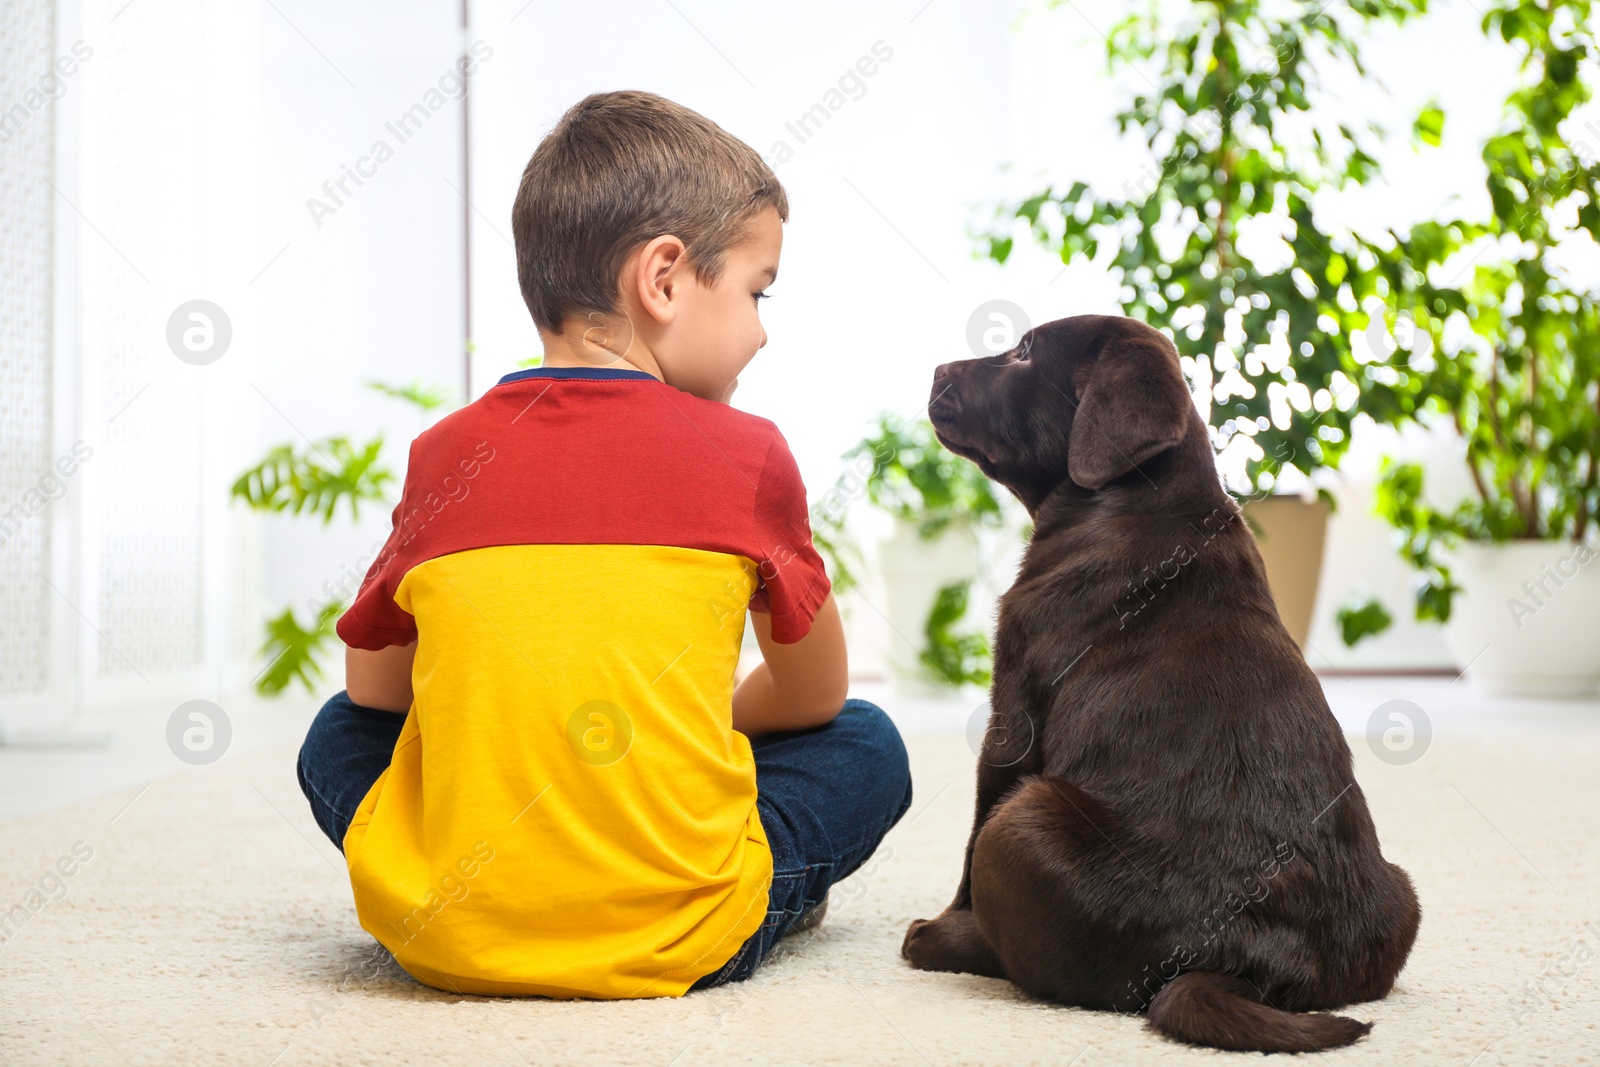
[1066,335,1192,490]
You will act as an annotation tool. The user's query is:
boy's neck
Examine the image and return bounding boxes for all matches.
[537,321,663,381]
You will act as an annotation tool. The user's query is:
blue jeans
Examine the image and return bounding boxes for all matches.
[296,692,913,992]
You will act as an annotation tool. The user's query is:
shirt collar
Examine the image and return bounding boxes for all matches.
[497,365,659,385]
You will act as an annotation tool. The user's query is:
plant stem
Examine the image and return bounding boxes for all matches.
[1525,343,1541,537]
[1450,405,1494,506]
[1487,348,1533,534]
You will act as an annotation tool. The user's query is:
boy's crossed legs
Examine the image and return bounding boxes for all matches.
[297,693,913,991]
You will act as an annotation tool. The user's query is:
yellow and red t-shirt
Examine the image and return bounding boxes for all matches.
[335,364,831,998]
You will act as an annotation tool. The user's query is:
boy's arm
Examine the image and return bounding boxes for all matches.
[732,592,848,737]
[345,641,416,714]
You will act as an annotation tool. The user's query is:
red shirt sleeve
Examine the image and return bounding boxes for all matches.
[747,428,831,643]
[336,447,421,651]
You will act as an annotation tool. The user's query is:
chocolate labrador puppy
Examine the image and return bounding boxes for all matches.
[902,314,1419,1053]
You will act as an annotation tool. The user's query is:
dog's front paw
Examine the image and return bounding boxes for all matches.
[902,912,964,969]
[902,909,1006,977]
[901,916,936,961]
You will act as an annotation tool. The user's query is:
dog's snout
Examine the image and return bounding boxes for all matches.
[933,362,953,382]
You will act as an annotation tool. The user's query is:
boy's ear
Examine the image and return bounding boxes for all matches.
[631,234,688,324]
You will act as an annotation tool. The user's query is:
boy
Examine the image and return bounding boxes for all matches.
[296,90,912,999]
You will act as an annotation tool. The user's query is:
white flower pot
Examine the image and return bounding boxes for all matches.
[1442,541,1600,697]
[878,519,981,696]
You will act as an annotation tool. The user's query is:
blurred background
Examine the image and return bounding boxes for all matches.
[3,0,1599,814]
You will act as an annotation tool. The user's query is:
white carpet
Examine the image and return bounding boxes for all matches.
[2,730,1597,1066]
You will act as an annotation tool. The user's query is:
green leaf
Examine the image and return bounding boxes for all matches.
[1335,591,1394,647]
[1412,104,1445,147]
[255,601,344,696]
[1414,574,1459,624]
[920,580,991,688]
[365,379,457,412]
[231,436,395,525]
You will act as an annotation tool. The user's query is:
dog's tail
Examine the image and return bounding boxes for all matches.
[1144,972,1372,1053]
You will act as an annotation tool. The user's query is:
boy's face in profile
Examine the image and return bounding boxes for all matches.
[658,206,783,403]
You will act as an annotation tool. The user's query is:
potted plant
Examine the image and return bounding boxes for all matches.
[837,413,1012,694]
[983,0,1427,647]
[1340,0,1600,695]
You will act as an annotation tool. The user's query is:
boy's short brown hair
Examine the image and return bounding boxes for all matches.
[512,91,788,332]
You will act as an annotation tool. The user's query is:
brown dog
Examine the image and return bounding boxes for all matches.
[903,314,1419,1053]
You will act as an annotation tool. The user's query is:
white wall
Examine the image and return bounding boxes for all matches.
[255,0,469,625]
[245,0,1587,678]
[465,0,1022,475]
